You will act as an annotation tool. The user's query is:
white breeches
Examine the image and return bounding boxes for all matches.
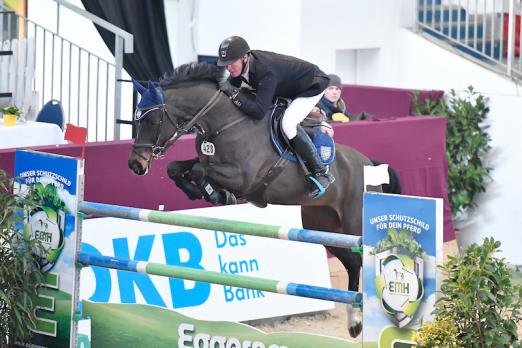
[281,91,325,139]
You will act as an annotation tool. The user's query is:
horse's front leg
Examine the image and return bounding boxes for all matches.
[167,158,204,200]
[168,159,237,205]
[188,162,237,205]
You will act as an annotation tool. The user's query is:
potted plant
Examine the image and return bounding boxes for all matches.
[0,106,22,126]
[0,106,20,115]
[0,169,46,346]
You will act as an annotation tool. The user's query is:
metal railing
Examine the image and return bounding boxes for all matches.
[0,0,133,141]
[415,0,522,78]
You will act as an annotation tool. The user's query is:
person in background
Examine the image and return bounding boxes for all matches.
[318,74,375,123]
[216,36,334,196]
[317,74,350,123]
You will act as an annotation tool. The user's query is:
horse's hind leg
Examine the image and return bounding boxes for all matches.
[301,205,362,337]
[327,245,362,337]
[338,195,364,338]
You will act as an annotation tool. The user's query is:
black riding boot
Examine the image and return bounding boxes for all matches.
[290,126,335,197]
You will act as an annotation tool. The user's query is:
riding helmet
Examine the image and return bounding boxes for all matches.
[217,36,250,66]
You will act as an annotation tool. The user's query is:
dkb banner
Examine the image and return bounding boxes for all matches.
[362,192,443,347]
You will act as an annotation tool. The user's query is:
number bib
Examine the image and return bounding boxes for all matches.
[200,141,215,156]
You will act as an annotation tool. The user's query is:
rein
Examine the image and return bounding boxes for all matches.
[132,90,223,161]
[166,90,223,147]
[197,116,248,142]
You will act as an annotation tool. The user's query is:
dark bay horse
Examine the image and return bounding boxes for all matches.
[128,63,380,337]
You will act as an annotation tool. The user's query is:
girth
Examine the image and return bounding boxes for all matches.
[236,151,289,207]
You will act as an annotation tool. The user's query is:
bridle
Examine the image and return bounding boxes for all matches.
[131,89,223,163]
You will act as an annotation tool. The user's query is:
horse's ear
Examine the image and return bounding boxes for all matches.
[132,79,147,95]
[147,80,164,104]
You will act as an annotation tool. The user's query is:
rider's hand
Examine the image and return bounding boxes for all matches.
[219,80,238,98]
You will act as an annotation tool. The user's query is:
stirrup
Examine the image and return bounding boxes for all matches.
[308,172,335,198]
[308,175,327,198]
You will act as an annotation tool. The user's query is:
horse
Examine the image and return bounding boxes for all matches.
[128,62,381,337]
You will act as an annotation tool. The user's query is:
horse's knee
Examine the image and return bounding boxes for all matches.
[187,162,206,183]
[167,161,187,180]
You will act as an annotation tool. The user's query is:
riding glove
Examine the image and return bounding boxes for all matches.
[219,80,239,99]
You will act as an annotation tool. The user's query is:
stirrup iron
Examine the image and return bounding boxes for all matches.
[308,175,326,198]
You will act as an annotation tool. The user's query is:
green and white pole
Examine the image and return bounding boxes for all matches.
[77,252,362,305]
[79,201,361,249]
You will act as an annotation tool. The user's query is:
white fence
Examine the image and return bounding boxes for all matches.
[0,38,37,119]
[1,3,133,141]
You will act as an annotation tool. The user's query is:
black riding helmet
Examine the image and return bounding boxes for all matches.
[217,36,250,67]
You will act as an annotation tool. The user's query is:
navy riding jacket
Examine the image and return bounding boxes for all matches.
[228,50,329,120]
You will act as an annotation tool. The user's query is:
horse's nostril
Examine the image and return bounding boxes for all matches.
[128,159,145,175]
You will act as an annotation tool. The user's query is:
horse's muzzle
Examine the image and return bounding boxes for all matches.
[128,158,148,176]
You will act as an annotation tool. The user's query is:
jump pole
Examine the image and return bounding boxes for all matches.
[79,201,361,249]
[77,252,362,305]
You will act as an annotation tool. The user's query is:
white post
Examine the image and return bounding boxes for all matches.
[507,0,516,76]
[8,39,16,101]
[413,0,419,33]
[113,35,123,140]
[0,0,4,40]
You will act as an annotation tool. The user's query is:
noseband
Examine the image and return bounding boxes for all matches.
[132,90,223,162]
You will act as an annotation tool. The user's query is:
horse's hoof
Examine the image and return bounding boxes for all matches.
[219,190,237,205]
[348,322,362,338]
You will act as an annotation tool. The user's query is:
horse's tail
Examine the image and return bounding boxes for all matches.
[370,160,402,194]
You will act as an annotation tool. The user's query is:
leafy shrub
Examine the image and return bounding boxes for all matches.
[412,86,492,217]
[414,319,459,348]
[418,238,522,348]
[0,169,46,346]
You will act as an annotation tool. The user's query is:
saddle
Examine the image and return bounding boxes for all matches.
[243,99,336,206]
[268,98,335,165]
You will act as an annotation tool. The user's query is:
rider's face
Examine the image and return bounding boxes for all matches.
[226,56,246,77]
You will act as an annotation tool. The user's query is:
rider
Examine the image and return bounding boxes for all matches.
[216,35,335,196]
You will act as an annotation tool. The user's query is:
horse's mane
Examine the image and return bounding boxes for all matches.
[160,62,224,89]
